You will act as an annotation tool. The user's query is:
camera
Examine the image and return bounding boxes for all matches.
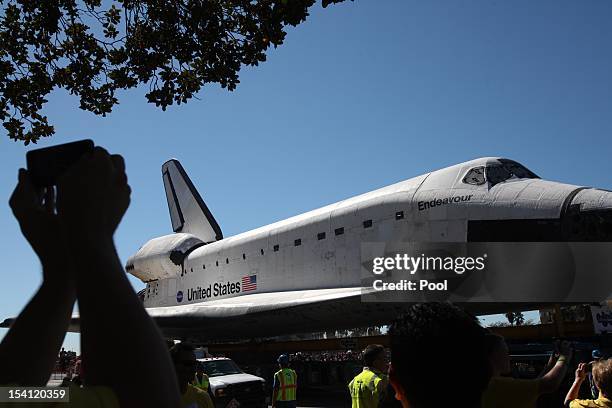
[26,139,94,187]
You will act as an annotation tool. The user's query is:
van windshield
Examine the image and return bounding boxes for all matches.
[201,360,243,377]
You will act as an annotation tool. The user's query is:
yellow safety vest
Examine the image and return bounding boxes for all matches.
[348,368,386,408]
[275,368,297,401]
[192,373,210,390]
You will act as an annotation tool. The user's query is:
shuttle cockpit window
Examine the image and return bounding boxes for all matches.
[463,166,486,185]
[486,159,539,187]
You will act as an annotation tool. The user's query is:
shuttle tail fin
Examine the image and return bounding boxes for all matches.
[161,159,223,243]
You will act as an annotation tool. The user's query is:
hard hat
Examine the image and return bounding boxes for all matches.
[277,354,289,365]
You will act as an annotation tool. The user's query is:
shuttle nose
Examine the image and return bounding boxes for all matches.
[563,188,612,241]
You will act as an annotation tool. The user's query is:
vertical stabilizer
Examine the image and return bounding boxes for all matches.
[161,159,223,243]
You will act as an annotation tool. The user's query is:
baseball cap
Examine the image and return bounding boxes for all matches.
[277,354,289,365]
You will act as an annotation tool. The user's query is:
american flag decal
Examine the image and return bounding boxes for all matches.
[242,275,257,292]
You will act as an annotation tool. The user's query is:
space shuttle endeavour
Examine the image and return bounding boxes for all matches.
[119,158,612,343]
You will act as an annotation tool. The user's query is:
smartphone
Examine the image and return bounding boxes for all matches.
[26,139,94,187]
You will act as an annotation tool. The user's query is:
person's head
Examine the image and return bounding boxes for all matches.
[170,342,197,387]
[277,354,289,368]
[592,358,612,398]
[593,349,603,361]
[485,333,511,376]
[389,303,491,408]
[363,344,387,373]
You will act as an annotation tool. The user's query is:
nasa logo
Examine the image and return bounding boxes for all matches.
[176,291,184,303]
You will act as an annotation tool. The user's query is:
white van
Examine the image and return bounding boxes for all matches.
[197,357,266,408]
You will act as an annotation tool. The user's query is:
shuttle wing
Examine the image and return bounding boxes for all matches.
[0,288,396,342]
[147,287,364,319]
[136,289,535,342]
[145,287,406,342]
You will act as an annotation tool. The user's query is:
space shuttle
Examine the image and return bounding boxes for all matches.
[117,157,612,343]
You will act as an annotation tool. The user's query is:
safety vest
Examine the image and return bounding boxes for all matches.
[192,373,209,390]
[275,368,297,401]
[348,368,386,408]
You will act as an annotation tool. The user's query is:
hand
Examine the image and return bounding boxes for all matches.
[575,363,588,381]
[57,147,130,240]
[547,352,557,364]
[9,169,70,279]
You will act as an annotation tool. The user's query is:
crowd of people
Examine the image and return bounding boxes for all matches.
[290,350,359,363]
[342,303,612,408]
[0,146,610,408]
[57,348,77,374]
[55,348,84,387]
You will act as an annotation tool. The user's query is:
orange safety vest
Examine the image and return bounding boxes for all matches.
[275,368,297,401]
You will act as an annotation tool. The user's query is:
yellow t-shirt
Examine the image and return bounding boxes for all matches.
[181,384,213,408]
[0,384,118,408]
[481,376,540,408]
[569,394,612,407]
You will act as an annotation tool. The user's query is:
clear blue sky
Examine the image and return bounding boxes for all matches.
[1,0,611,352]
